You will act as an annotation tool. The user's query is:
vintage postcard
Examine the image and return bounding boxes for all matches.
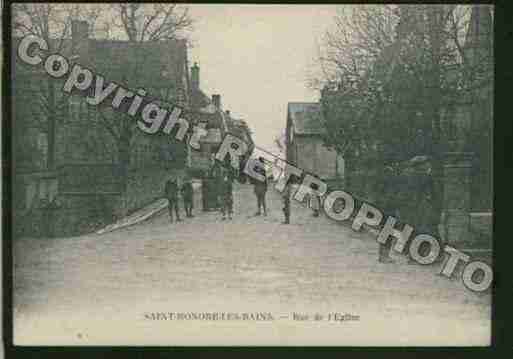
[10,3,492,346]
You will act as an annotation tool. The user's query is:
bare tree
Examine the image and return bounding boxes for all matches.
[12,4,102,170]
[314,4,492,201]
[111,3,193,42]
[13,3,193,185]
[93,4,194,188]
[313,6,399,186]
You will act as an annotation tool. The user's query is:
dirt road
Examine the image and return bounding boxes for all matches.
[14,183,491,345]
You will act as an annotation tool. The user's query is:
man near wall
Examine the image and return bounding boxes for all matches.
[376,164,400,263]
[164,177,181,223]
[181,176,194,218]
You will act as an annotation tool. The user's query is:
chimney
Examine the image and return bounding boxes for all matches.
[212,94,221,110]
[191,62,199,91]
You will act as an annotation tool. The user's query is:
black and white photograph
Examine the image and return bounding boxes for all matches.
[8,3,493,346]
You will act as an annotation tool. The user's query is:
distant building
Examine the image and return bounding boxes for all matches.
[184,68,255,211]
[186,63,254,175]
[285,102,344,181]
[188,93,228,173]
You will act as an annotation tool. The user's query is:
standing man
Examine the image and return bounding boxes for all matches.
[282,183,291,224]
[164,177,181,223]
[219,167,234,220]
[376,164,399,263]
[181,176,194,218]
[403,155,435,264]
[309,174,322,217]
[252,157,268,216]
[414,157,441,259]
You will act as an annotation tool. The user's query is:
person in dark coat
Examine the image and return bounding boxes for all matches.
[402,156,439,264]
[415,161,438,236]
[376,164,400,263]
[252,157,268,216]
[412,158,442,261]
[219,168,234,220]
[309,175,322,217]
[210,160,224,210]
[281,183,291,224]
[164,177,181,223]
[181,177,194,218]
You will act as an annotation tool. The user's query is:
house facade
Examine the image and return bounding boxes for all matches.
[187,63,254,177]
[13,20,194,236]
[285,102,344,182]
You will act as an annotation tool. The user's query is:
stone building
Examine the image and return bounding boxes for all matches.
[13,20,196,236]
[184,64,255,210]
[285,102,344,182]
[186,63,254,176]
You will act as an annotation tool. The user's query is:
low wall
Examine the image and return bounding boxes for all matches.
[50,193,119,237]
[16,192,119,238]
[469,212,493,244]
[17,165,190,238]
[114,167,187,219]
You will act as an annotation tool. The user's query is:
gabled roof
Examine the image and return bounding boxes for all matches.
[226,117,253,145]
[287,102,325,135]
[13,36,188,92]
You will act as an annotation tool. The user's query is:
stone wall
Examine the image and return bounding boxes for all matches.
[49,193,119,237]
[441,152,473,245]
[114,167,187,218]
[16,192,118,238]
[55,115,117,167]
[16,164,188,238]
[469,212,493,245]
[294,136,339,179]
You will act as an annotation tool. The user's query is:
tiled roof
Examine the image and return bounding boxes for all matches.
[287,102,325,135]
[191,89,211,109]
[13,36,187,93]
[88,39,187,86]
[226,117,252,144]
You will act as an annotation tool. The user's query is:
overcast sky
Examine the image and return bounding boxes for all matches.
[187,5,339,154]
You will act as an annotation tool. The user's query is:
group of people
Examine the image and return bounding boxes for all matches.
[210,160,235,220]
[163,176,195,223]
[163,157,275,223]
[215,156,270,220]
[164,154,440,266]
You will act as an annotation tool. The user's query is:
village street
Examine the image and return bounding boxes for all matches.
[14,183,491,346]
